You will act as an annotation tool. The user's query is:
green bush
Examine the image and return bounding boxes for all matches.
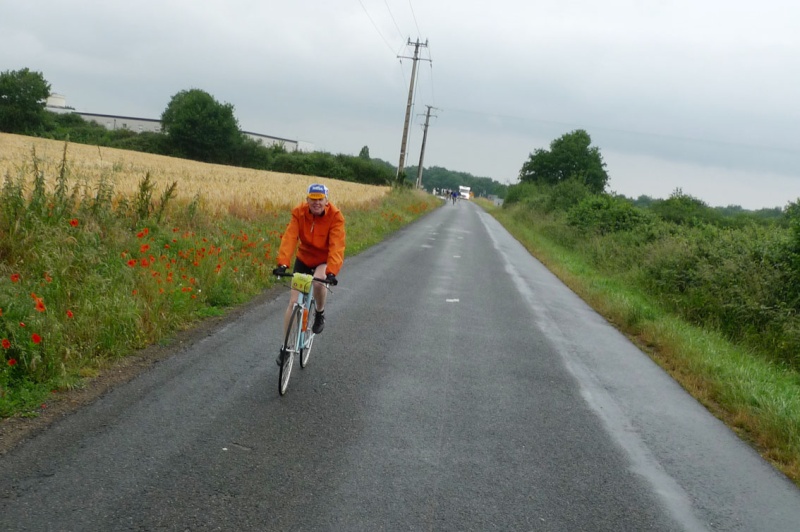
[649,189,723,227]
[567,194,651,234]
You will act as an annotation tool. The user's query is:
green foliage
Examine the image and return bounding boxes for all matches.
[567,194,652,234]
[411,165,508,198]
[648,188,722,227]
[160,89,243,163]
[503,178,590,213]
[519,129,609,193]
[501,184,800,371]
[503,182,539,206]
[0,68,52,134]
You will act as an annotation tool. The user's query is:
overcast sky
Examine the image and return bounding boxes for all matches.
[3,0,799,209]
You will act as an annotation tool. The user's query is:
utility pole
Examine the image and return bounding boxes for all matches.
[397,38,429,181]
[415,105,438,189]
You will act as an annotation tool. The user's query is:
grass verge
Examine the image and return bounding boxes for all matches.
[482,199,800,487]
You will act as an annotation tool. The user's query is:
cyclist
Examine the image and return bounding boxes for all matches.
[450,190,458,204]
[272,184,345,362]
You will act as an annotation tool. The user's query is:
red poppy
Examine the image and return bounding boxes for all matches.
[0,308,3,316]
[66,309,74,319]
[35,299,46,312]
[140,244,150,253]
[2,339,10,349]
[127,259,137,267]
[31,333,42,344]
[69,218,79,227]
[7,358,16,366]
[10,273,20,283]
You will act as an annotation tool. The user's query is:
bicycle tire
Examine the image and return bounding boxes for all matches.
[300,299,316,368]
[279,306,301,395]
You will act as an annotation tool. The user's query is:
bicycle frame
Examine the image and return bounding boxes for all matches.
[292,288,313,352]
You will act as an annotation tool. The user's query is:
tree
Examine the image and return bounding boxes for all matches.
[358,146,370,159]
[160,89,242,163]
[0,68,52,134]
[518,129,608,193]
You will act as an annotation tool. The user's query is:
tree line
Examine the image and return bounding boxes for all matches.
[0,68,508,194]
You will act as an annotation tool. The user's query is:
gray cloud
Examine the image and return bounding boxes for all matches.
[2,0,798,208]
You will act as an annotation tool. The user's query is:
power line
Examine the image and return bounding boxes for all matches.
[357,0,398,55]
[407,0,422,38]
[383,0,406,42]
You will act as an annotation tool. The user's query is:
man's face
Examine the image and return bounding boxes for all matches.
[307,196,327,215]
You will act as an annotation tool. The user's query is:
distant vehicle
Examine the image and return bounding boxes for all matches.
[459,186,471,200]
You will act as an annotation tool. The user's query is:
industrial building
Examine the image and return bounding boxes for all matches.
[45,93,306,152]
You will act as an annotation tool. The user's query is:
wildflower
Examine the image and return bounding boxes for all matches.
[0,308,3,316]
[140,244,150,253]
[140,258,150,267]
[7,358,16,366]
[69,218,79,227]
[132,290,138,296]
[10,273,20,283]
[31,333,41,344]
[19,322,25,327]
[35,299,46,313]
[66,309,74,319]
[2,339,10,349]
[44,272,52,283]
[127,259,137,267]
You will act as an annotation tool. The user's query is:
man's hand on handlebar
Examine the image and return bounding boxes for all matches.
[325,273,338,286]
[273,265,288,276]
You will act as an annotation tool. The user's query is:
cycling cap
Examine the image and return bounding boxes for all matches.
[307,183,329,199]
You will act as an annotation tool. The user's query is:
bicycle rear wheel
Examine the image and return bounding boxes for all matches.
[279,306,301,395]
[300,299,316,368]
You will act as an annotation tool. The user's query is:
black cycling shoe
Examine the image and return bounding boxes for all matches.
[312,311,325,334]
[276,348,287,366]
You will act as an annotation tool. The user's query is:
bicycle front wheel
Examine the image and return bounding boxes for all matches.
[300,299,316,368]
[279,306,301,395]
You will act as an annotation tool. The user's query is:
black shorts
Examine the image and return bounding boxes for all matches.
[293,258,323,275]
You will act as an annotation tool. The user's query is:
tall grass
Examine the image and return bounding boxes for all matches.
[0,141,439,417]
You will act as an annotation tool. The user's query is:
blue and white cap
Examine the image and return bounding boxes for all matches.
[307,183,329,199]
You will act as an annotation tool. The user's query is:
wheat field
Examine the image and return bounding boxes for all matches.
[0,133,390,215]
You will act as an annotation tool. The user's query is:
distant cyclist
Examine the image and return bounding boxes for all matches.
[451,190,458,204]
[273,184,346,359]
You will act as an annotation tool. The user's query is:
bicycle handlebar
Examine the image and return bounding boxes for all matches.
[274,271,336,285]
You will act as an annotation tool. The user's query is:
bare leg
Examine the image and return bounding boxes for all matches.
[312,263,328,312]
[283,290,299,337]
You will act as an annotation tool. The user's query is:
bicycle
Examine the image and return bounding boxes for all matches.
[274,271,333,395]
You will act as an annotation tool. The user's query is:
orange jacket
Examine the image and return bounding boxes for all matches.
[277,202,346,275]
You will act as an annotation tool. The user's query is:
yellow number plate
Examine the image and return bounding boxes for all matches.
[291,273,313,294]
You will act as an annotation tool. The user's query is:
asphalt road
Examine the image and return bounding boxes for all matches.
[1,200,799,531]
